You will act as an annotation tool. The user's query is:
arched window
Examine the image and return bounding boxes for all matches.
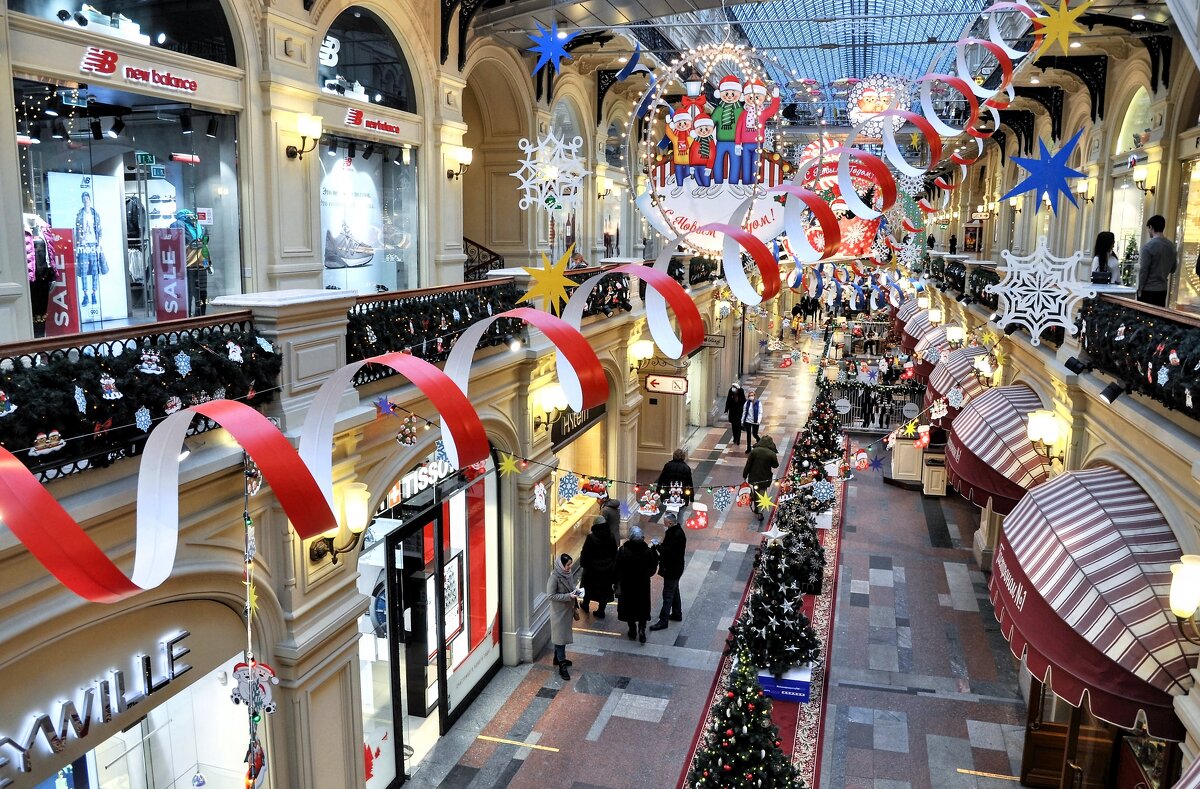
[1114,87,1152,156]
[319,7,416,114]
[7,0,237,66]
[604,120,624,169]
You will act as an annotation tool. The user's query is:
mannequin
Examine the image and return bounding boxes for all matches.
[174,209,211,316]
[23,214,53,336]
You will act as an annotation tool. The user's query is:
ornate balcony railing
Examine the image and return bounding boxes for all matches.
[567,264,633,319]
[1079,295,1200,421]
[945,261,966,293]
[688,256,720,286]
[463,237,505,282]
[969,268,1000,311]
[0,312,281,482]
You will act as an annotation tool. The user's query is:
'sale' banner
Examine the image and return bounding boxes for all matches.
[152,228,188,321]
[44,228,79,336]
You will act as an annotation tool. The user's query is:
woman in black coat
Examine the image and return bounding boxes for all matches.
[579,516,618,619]
[616,527,658,643]
[725,383,746,447]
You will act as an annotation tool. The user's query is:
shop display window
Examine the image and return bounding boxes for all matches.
[319,7,416,114]
[1175,159,1200,313]
[1114,88,1152,156]
[1109,175,1144,286]
[548,100,582,258]
[7,0,236,67]
[319,138,420,293]
[14,79,242,334]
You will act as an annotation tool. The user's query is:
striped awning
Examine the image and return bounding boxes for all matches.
[927,346,989,426]
[991,466,1196,740]
[912,327,948,383]
[945,384,1051,515]
[892,298,921,334]
[900,311,935,353]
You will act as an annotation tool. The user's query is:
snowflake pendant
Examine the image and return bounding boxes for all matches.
[988,237,1094,346]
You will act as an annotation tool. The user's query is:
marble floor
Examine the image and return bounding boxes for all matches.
[404,340,1029,789]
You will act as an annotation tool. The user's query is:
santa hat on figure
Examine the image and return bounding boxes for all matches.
[718,75,743,96]
[670,110,693,129]
[690,114,715,135]
[743,78,768,96]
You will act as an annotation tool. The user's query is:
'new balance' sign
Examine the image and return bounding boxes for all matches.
[80,47,198,94]
[344,108,402,137]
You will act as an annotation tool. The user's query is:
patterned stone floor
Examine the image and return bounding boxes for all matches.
[406,341,1029,789]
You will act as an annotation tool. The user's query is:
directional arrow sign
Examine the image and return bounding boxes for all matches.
[645,374,688,395]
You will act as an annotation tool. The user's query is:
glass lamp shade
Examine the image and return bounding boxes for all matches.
[540,383,569,413]
[945,325,965,343]
[917,296,930,309]
[343,482,371,535]
[928,308,943,325]
[1170,556,1200,618]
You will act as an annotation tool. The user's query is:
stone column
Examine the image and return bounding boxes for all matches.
[432,71,470,286]
[0,10,34,341]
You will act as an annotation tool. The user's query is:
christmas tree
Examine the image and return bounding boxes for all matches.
[731,539,822,678]
[774,499,826,595]
[687,650,807,789]
[1120,235,1139,287]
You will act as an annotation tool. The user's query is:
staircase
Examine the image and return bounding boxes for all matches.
[1168,0,1200,70]
[464,237,505,281]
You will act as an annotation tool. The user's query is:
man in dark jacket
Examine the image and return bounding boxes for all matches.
[725,382,746,447]
[616,526,658,643]
[600,497,622,543]
[652,448,694,521]
[649,512,687,631]
[1138,215,1177,307]
[743,434,779,522]
[580,516,618,619]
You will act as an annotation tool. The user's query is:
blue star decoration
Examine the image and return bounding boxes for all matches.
[869,456,884,472]
[1001,128,1086,215]
[527,21,577,75]
[373,396,397,418]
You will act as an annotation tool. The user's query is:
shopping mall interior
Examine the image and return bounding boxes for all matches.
[1,0,1200,787]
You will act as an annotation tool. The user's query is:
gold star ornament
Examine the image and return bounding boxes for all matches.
[518,243,577,315]
[756,491,775,512]
[903,419,918,437]
[498,452,520,477]
[1035,0,1092,58]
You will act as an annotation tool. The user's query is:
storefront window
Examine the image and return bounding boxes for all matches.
[549,100,582,258]
[319,7,416,113]
[357,448,499,787]
[601,121,624,258]
[1109,175,1144,286]
[548,405,608,558]
[1114,87,1152,156]
[1175,159,1200,313]
[14,79,242,334]
[7,0,236,66]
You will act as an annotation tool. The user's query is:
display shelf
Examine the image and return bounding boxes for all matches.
[550,495,599,546]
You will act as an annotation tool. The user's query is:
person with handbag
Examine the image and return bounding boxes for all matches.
[1090,231,1118,285]
[725,382,747,448]
[545,553,583,680]
[579,516,617,619]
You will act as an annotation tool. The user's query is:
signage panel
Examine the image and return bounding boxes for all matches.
[645,374,689,395]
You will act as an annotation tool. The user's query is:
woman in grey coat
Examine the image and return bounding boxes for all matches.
[546,553,581,680]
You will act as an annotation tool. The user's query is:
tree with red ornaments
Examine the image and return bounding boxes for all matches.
[687,650,806,788]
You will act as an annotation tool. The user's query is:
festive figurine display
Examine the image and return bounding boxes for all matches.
[713,75,745,184]
[664,111,695,194]
[29,429,66,457]
[138,349,166,374]
[100,373,123,400]
[532,482,548,512]
[0,390,15,417]
[227,341,244,364]
[230,661,280,714]
[688,114,717,188]
[637,488,661,516]
[735,79,781,186]
[165,395,183,414]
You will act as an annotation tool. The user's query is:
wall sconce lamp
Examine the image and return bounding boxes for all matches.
[597,175,612,200]
[945,324,966,347]
[1169,557,1200,643]
[973,353,996,386]
[1025,409,1066,463]
[1009,197,1022,214]
[533,383,569,431]
[285,113,323,160]
[1133,165,1156,195]
[1074,179,1093,204]
[446,145,473,180]
[916,295,930,309]
[927,307,943,326]
[309,482,371,564]
[628,339,655,373]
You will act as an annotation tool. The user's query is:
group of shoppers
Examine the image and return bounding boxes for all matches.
[1091,214,1188,307]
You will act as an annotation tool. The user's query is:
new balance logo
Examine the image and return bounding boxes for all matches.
[80,47,119,75]
[344,108,364,127]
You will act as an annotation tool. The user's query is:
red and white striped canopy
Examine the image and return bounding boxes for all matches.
[927,346,989,426]
[912,327,949,383]
[892,298,921,334]
[991,466,1196,740]
[900,311,935,353]
[945,384,1051,515]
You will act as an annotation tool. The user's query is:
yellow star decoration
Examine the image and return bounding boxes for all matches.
[518,243,577,315]
[756,491,775,512]
[903,419,918,437]
[498,452,520,477]
[808,364,820,374]
[1035,0,1092,58]
[247,582,259,617]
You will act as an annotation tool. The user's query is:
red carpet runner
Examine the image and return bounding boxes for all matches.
[677,436,847,788]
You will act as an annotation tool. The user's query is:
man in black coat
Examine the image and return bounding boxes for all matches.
[649,512,687,631]
[600,496,622,543]
[616,526,658,643]
[725,382,746,447]
[580,516,618,619]
[652,448,694,522]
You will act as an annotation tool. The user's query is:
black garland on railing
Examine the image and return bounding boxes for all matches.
[347,282,524,384]
[945,261,966,293]
[1080,299,1200,419]
[0,321,282,481]
[567,270,634,318]
[688,256,720,286]
[927,255,945,281]
[969,268,1000,311]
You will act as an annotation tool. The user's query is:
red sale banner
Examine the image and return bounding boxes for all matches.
[152,228,188,321]
[44,228,80,336]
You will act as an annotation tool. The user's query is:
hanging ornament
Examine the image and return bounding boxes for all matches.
[947,386,965,409]
[930,399,949,421]
[580,476,609,499]
[712,485,734,511]
[174,351,192,376]
[854,449,869,471]
[1186,389,1193,410]
[99,373,123,400]
[395,415,418,445]
[226,341,244,364]
[987,237,1094,346]
[165,395,183,415]
[1000,130,1086,215]
[736,484,753,508]
[135,405,152,432]
[73,385,87,414]
[138,348,165,374]
[1157,365,1170,387]
[517,245,578,315]
[1169,349,1180,366]
[812,480,835,501]
[511,132,590,214]
[637,488,662,516]
[526,20,577,75]
[0,390,16,417]
[255,336,274,354]
[214,387,226,401]
[1114,323,1126,342]
[533,482,548,512]
[558,471,579,501]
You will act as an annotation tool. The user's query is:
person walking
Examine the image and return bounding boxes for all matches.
[743,434,779,523]
[725,382,747,447]
[1090,231,1119,284]
[616,526,658,643]
[653,448,694,520]
[546,553,583,680]
[649,512,687,631]
[948,234,958,255]
[600,496,622,543]
[579,515,617,619]
[742,390,763,453]
[1138,215,1177,306]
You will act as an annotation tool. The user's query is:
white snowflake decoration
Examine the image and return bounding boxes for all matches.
[924,347,941,365]
[712,486,733,511]
[510,132,590,214]
[558,471,579,501]
[897,242,922,270]
[988,237,1094,347]
[135,405,152,432]
[1157,365,1170,386]
[174,351,192,377]
[256,336,274,354]
[74,385,87,414]
[897,172,926,197]
[947,386,965,409]
[841,221,867,247]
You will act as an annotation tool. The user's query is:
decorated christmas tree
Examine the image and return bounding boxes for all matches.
[731,539,822,678]
[1120,235,1139,287]
[775,499,826,595]
[687,651,808,789]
